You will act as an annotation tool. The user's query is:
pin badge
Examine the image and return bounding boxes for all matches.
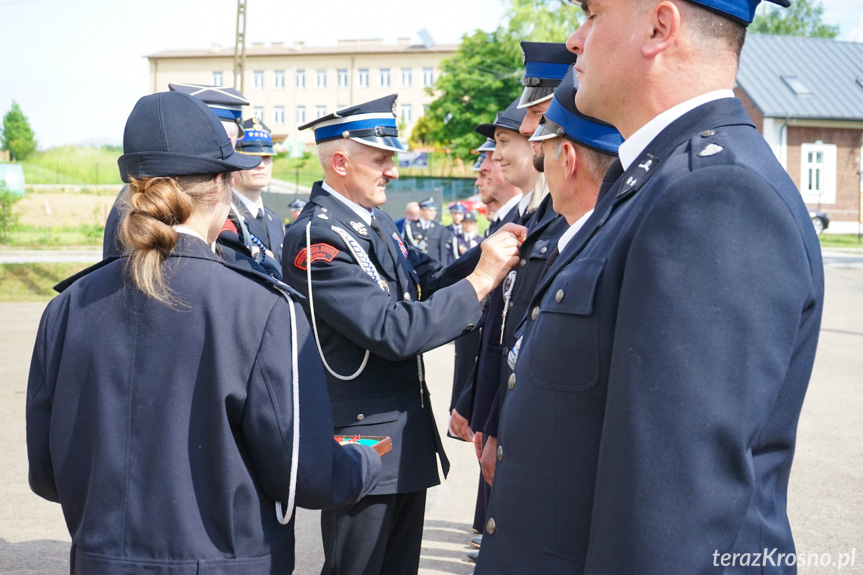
[698,143,724,157]
[350,221,369,236]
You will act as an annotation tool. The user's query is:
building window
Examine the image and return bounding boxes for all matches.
[274,70,285,90]
[296,106,306,126]
[401,68,412,88]
[316,106,327,119]
[212,71,223,87]
[400,104,412,124]
[358,69,369,88]
[422,67,434,87]
[338,69,349,88]
[273,106,284,125]
[800,142,837,205]
[379,68,391,87]
[253,70,264,90]
[316,69,327,89]
[254,106,264,121]
[296,69,306,89]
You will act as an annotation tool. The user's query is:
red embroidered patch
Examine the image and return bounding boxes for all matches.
[220,218,238,235]
[294,244,339,270]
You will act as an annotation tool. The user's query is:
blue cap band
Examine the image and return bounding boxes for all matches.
[314,117,398,143]
[211,108,243,122]
[524,61,572,81]
[544,98,623,155]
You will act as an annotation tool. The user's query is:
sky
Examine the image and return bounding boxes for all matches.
[1,0,861,150]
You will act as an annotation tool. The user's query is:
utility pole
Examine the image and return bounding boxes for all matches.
[233,0,247,92]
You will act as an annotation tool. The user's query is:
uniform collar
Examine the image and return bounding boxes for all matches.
[495,193,524,223]
[557,209,595,253]
[518,190,534,216]
[234,188,264,217]
[619,90,735,171]
[321,180,373,225]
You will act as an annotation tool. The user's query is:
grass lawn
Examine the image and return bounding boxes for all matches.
[19,146,124,185]
[819,234,863,248]
[0,262,90,302]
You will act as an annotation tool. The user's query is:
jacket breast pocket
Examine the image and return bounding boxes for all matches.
[526,258,605,392]
[527,238,554,263]
[330,396,400,435]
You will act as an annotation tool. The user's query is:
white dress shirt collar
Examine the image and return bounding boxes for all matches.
[495,193,524,224]
[234,189,264,218]
[618,90,735,171]
[557,209,595,253]
[321,180,373,225]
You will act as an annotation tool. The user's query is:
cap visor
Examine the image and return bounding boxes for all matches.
[477,140,496,152]
[518,87,556,109]
[349,135,405,153]
[236,145,276,156]
[529,122,560,142]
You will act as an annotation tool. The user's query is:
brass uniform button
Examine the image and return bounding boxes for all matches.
[508,373,516,390]
[555,289,564,303]
[540,246,547,254]
[519,259,527,268]
[356,414,365,421]
[531,306,540,320]
[486,518,496,534]
[496,445,503,462]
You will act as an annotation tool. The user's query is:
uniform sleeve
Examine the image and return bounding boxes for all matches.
[26,302,61,502]
[583,167,822,573]
[410,242,483,298]
[284,223,482,361]
[243,298,381,509]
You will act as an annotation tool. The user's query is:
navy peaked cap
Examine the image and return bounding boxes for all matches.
[471,152,486,171]
[236,117,275,156]
[168,83,249,122]
[419,197,436,209]
[519,42,578,109]
[450,202,466,213]
[530,66,623,156]
[463,210,477,222]
[118,91,261,183]
[475,98,527,140]
[299,94,404,153]
[566,0,789,24]
[290,199,307,210]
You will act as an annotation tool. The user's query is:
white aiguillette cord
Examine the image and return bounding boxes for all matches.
[275,288,301,525]
[305,221,370,381]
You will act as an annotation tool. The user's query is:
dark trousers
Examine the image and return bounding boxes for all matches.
[321,490,428,575]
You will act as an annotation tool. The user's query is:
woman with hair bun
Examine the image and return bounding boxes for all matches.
[25,91,381,575]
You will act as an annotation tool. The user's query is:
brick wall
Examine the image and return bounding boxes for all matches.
[735,89,764,134]
[787,126,862,222]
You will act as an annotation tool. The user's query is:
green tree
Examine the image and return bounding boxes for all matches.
[410,0,582,160]
[0,181,22,244]
[1,101,37,162]
[751,0,839,38]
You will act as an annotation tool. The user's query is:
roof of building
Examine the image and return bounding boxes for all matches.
[148,39,458,60]
[737,34,863,121]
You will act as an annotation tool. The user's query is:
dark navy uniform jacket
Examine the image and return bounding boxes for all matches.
[403,219,451,265]
[476,98,824,574]
[282,182,482,495]
[102,187,126,258]
[233,192,286,267]
[484,194,569,437]
[27,235,381,575]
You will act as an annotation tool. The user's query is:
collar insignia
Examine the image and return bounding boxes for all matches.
[698,143,724,157]
[350,221,369,236]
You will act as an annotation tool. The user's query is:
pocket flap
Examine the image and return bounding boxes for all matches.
[330,396,399,428]
[541,257,606,316]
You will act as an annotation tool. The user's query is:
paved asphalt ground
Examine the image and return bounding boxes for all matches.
[1,249,861,574]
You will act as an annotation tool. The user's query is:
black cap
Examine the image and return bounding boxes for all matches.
[519,42,578,109]
[168,83,249,137]
[118,92,261,183]
[299,94,404,153]
[475,98,527,140]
